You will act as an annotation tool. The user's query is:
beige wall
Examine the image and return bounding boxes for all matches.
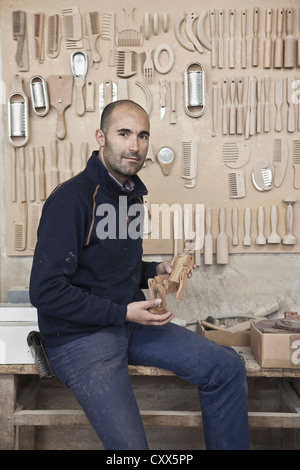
[1,0,300,321]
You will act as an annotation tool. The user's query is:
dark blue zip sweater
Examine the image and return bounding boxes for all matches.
[29,151,158,348]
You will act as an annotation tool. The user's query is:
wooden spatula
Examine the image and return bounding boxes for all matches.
[48,75,73,139]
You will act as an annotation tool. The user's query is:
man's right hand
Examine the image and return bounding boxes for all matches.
[126,298,174,326]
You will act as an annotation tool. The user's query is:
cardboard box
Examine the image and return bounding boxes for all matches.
[250,320,300,368]
[197,322,250,347]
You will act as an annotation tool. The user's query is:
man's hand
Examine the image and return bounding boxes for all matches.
[156,259,196,280]
[156,260,172,280]
[126,298,173,325]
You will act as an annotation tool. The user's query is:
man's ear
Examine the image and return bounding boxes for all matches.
[95,129,105,147]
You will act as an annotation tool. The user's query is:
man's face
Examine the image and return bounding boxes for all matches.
[97,104,150,184]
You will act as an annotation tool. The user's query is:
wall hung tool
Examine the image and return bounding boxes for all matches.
[48,75,73,140]
[157,147,174,175]
[196,10,211,51]
[287,76,295,133]
[181,140,197,188]
[273,138,288,188]
[116,4,143,47]
[174,11,195,51]
[185,11,203,54]
[251,7,259,67]
[101,12,116,66]
[273,8,284,68]
[61,7,83,49]
[8,75,29,147]
[228,9,235,69]
[159,80,167,120]
[221,141,250,169]
[70,51,88,116]
[85,12,101,64]
[14,201,27,251]
[274,76,283,132]
[241,9,247,68]
[184,62,205,118]
[116,50,137,78]
[153,44,175,74]
[284,7,295,68]
[255,206,266,245]
[267,205,281,244]
[135,80,152,115]
[34,13,44,63]
[252,160,273,191]
[30,76,49,117]
[231,207,239,246]
[99,80,117,119]
[47,14,61,58]
[293,140,300,189]
[282,198,296,245]
[12,10,27,70]
[143,49,154,83]
[204,208,213,265]
[263,8,272,69]
[216,207,228,265]
[228,171,245,198]
[243,207,252,246]
[170,80,176,124]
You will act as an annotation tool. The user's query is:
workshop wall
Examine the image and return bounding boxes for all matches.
[1,0,300,320]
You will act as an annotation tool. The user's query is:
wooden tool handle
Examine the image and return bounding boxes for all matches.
[236,77,244,135]
[28,147,35,201]
[229,9,235,69]
[231,207,238,246]
[218,9,224,68]
[252,7,259,66]
[264,77,270,132]
[221,78,228,135]
[274,8,284,67]
[263,8,272,68]
[75,79,85,116]
[210,9,216,67]
[241,9,247,68]
[229,78,236,134]
[286,7,293,35]
[243,207,251,246]
[284,8,295,68]
[38,146,46,200]
[19,147,26,202]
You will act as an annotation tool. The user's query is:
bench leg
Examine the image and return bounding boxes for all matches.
[0,375,17,450]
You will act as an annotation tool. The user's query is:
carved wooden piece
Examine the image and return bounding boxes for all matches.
[148,253,194,314]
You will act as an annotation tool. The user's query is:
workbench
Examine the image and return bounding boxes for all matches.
[1,347,300,450]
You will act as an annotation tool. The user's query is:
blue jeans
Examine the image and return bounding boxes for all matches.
[46,322,249,450]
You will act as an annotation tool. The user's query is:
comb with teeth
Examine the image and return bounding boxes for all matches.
[181,141,198,188]
[47,14,61,58]
[116,4,143,47]
[252,160,273,191]
[293,140,300,189]
[85,12,101,63]
[101,12,116,66]
[272,138,288,187]
[228,171,245,198]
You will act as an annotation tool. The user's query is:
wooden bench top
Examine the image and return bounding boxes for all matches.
[1,347,300,378]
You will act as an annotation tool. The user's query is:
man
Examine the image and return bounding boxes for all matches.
[30,100,249,450]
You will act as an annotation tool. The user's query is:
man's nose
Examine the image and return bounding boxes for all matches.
[128,135,139,153]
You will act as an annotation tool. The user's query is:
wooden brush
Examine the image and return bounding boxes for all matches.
[34,13,44,63]
[47,14,61,58]
[12,10,26,67]
[101,12,116,66]
[85,12,101,63]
